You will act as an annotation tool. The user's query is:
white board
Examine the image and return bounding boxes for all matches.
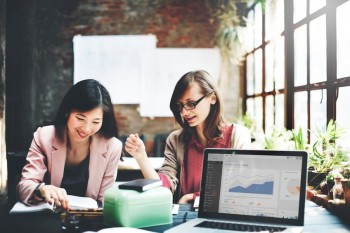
[73,35,221,117]
[140,48,221,117]
[73,35,157,104]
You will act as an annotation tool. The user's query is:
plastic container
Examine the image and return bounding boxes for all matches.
[103,186,173,228]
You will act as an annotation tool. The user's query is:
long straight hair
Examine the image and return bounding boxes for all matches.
[54,79,118,140]
[169,70,224,142]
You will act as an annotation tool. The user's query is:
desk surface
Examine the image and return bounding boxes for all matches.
[1,201,350,233]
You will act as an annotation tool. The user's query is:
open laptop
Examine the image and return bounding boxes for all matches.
[166,149,308,233]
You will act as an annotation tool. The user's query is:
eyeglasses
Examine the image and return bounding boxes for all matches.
[177,92,213,112]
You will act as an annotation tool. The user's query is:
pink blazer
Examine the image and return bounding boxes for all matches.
[17,126,122,204]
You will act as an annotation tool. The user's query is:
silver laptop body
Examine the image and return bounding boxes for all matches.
[166,149,308,233]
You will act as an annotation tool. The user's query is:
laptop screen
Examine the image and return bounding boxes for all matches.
[199,149,308,226]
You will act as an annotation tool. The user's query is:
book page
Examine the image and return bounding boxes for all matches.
[9,201,54,214]
[68,195,98,209]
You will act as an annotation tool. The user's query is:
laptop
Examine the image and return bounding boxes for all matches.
[165,149,308,233]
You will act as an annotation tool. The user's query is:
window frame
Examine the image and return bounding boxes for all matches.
[242,0,350,142]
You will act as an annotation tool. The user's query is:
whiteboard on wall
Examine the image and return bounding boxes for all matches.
[73,35,157,104]
[73,35,221,117]
[140,48,221,117]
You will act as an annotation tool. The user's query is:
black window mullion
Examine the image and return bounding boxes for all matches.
[262,3,266,131]
[306,0,311,140]
[326,0,338,122]
[284,0,294,130]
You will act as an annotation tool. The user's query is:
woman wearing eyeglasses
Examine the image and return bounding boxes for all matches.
[125,70,251,204]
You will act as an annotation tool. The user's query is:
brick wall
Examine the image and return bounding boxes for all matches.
[6,0,221,154]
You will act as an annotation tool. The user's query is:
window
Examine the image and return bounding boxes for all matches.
[244,0,285,133]
[243,0,350,144]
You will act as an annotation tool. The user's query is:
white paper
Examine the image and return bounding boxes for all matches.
[172,204,179,215]
[10,195,98,214]
[9,201,55,214]
[67,195,98,209]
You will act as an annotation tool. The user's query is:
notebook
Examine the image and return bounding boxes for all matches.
[165,149,308,233]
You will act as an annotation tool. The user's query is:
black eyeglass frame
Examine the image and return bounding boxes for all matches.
[177,92,213,112]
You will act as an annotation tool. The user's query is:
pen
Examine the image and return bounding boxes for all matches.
[182,212,188,222]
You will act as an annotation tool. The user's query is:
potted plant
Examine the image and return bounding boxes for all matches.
[307,120,348,189]
[341,164,350,206]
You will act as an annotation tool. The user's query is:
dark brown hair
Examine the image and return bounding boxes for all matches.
[170,70,224,142]
[54,79,118,140]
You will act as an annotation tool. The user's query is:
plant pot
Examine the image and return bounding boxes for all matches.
[327,180,335,199]
[308,170,327,189]
[341,179,350,206]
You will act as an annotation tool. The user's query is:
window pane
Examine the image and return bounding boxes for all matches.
[254,2,262,47]
[265,0,285,39]
[275,0,284,35]
[294,25,307,86]
[246,10,255,52]
[309,0,326,14]
[265,43,274,92]
[246,98,255,116]
[265,0,272,41]
[275,36,285,90]
[247,53,254,95]
[275,94,284,128]
[310,15,326,84]
[254,97,263,131]
[336,86,350,148]
[310,89,327,144]
[254,49,263,94]
[294,0,306,23]
[265,95,274,136]
[294,92,308,134]
[337,1,350,78]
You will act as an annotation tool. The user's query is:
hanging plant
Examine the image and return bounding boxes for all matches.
[206,0,244,62]
[206,0,268,63]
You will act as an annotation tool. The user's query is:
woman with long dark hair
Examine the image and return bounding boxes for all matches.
[17,79,121,209]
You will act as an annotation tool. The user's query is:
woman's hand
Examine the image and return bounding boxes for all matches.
[124,134,147,161]
[124,133,159,179]
[39,185,69,210]
[178,193,195,204]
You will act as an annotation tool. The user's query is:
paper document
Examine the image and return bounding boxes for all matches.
[10,195,98,214]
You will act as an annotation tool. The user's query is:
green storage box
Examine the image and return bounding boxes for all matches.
[103,186,173,228]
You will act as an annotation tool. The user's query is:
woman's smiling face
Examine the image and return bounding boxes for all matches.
[66,107,103,143]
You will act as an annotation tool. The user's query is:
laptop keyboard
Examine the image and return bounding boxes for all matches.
[195,220,287,232]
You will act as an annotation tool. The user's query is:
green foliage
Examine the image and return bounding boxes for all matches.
[291,127,308,150]
[264,127,292,150]
[240,111,255,130]
[339,162,350,180]
[308,120,349,173]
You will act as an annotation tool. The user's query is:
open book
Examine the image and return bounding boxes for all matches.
[9,195,99,214]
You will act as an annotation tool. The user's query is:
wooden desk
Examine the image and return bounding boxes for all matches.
[117,157,164,181]
[307,189,350,222]
[1,201,350,233]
